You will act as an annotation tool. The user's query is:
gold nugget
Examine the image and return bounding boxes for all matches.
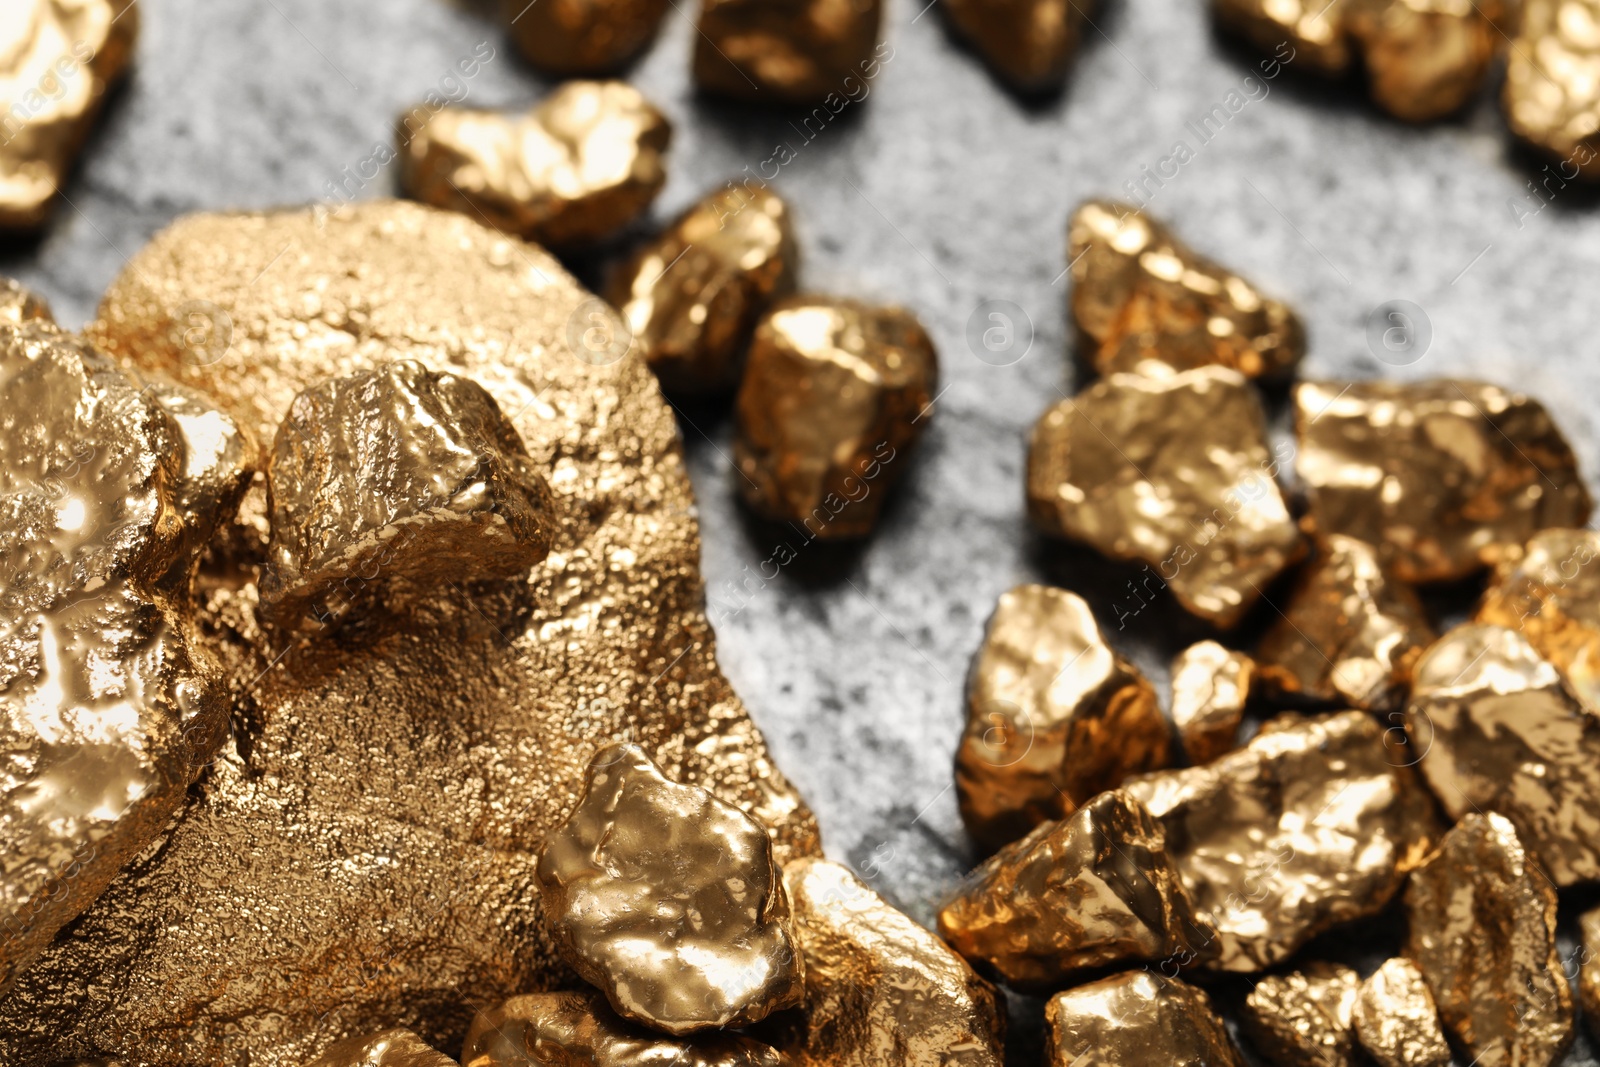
[777,858,1005,1067]
[399,81,671,247]
[1027,365,1302,628]
[694,0,885,104]
[939,790,1215,987]
[505,0,669,75]
[1240,963,1360,1067]
[1580,907,1600,1036]
[734,296,937,539]
[0,278,51,324]
[1478,528,1600,709]
[1353,958,1451,1067]
[608,184,797,396]
[1169,641,1251,765]
[942,0,1095,94]
[1505,0,1600,179]
[1296,379,1591,583]
[1046,972,1246,1067]
[1406,812,1574,1067]
[308,1029,457,1067]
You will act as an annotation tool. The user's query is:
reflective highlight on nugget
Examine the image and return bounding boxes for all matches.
[1045,972,1246,1067]
[307,1029,457,1067]
[1353,957,1451,1067]
[505,0,669,74]
[694,0,885,103]
[942,0,1095,93]
[1240,963,1361,1067]
[1505,0,1600,179]
[1477,528,1600,710]
[1169,641,1251,765]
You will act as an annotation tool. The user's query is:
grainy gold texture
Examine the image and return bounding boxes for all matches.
[1045,971,1246,1067]
[504,0,668,74]
[1295,379,1592,583]
[1240,962,1360,1067]
[938,790,1215,987]
[1505,0,1600,178]
[0,0,137,230]
[1478,528,1600,709]
[1169,641,1251,765]
[1405,812,1574,1067]
[537,743,804,1035]
[307,1029,457,1067]
[0,278,52,325]
[1580,906,1600,1037]
[693,0,884,103]
[1353,957,1451,1067]
[941,0,1095,93]
[1026,365,1302,628]
[399,81,670,247]
[607,184,797,396]
[1255,534,1435,715]
[1124,711,1441,972]
[777,857,1006,1067]
[734,295,937,539]
[0,202,819,1067]
[259,359,554,629]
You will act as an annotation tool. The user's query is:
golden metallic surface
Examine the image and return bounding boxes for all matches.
[693,0,885,104]
[938,789,1215,988]
[1505,0,1600,179]
[1067,201,1305,379]
[0,201,819,1067]
[1407,622,1600,885]
[1405,812,1574,1067]
[461,990,783,1067]
[1295,379,1592,584]
[1239,962,1360,1067]
[734,295,937,540]
[1045,971,1246,1067]
[504,0,668,74]
[941,0,1094,94]
[1352,957,1451,1067]
[776,857,1005,1067]
[954,584,1167,852]
[0,278,52,325]
[1255,534,1434,715]
[1169,641,1251,765]
[537,743,804,1035]
[0,0,137,230]
[1124,710,1441,972]
[1213,0,1350,73]
[307,1029,457,1067]
[399,81,671,248]
[1478,528,1600,709]
[1026,365,1302,628]
[1581,906,1600,1036]
[607,184,797,396]
[259,359,555,630]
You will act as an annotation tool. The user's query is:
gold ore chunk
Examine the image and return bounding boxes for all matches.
[1353,957,1451,1067]
[504,0,668,74]
[537,742,804,1035]
[1045,972,1246,1067]
[1505,0,1600,179]
[307,1029,457,1067]
[1169,640,1251,765]
[693,0,884,104]
[1240,962,1360,1067]
[1477,528,1600,710]
[1405,812,1574,1067]
[941,0,1095,94]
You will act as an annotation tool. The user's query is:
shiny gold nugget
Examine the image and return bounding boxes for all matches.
[1581,907,1600,1038]
[694,0,885,104]
[1353,957,1451,1067]
[505,0,668,74]
[399,80,670,247]
[0,277,52,324]
[1477,528,1600,709]
[1169,641,1251,765]
[1240,962,1360,1067]
[1505,0,1600,179]
[942,0,1095,94]
[1045,972,1246,1067]
[308,1029,457,1067]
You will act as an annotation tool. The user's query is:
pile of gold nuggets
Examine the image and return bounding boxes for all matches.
[7,0,1600,1066]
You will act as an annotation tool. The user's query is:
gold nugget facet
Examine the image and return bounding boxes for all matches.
[1169,641,1251,765]
[1045,972,1246,1067]
[693,0,885,104]
[942,0,1095,94]
[1477,528,1600,710]
[504,0,669,74]
[1027,366,1302,628]
[1353,957,1451,1067]
[0,278,52,325]
[1240,962,1361,1067]
[308,1029,458,1067]
[1505,0,1600,179]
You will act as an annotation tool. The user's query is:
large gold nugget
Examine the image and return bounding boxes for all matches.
[1067,201,1304,379]
[461,990,784,1067]
[1240,963,1360,1067]
[607,184,797,396]
[955,585,1167,852]
[0,0,137,230]
[307,1029,456,1067]
[1255,534,1434,714]
[1407,622,1600,885]
[1169,641,1251,765]
[938,790,1215,987]
[1026,366,1302,628]
[537,743,804,1035]
[941,0,1094,94]
[399,81,671,248]
[1123,711,1441,971]
[1477,528,1600,709]
[0,202,819,1067]
[1406,812,1574,1067]
[777,858,1006,1067]
[260,360,555,629]
[1045,972,1246,1067]
[693,0,884,104]
[734,296,937,539]
[1353,958,1451,1067]
[1295,379,1591,583]
[1505,0,1600,178]
[505,0,668,75]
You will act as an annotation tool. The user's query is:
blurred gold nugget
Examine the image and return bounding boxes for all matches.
[0,0,137,230]
[0,277,51,323]
[694,0,886,104]
[1240,962,1361,1067]
[1295,379,1591,583]
[942,0,1095,94]
[1478,528,1600,709]
[1068,201,1305,379]
[1169,641,1251,765]
[1581,907,1600,1035]
[939,790,1215,987]
[608,184,797,395]
[1027,366,1302,628]
[1353,958,1451,1067]
[1406,812,1575,1067]
[1505,0,1600,179]
[955,584,1167,852]
[399,80,670,247]
[307,1029,456,1067]
[1045,972,1246,1067]
[504,0,668,75]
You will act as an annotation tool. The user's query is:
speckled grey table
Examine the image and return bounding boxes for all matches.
[7,0,1600,1062]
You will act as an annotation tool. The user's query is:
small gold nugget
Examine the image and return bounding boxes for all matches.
[1124,711,1441,971]
[939,790,1215,987]
[1255,534,1434,714]
[0,0,137,230]
[259,359,555,629]
[1581,907,1600,1036]
[307,1029,457,1067]
[1478,528,1600,710]
[1240,963,1361,1067]
[537,743,804,1035]
[1353,958,1451,1067]
[941,0,1095,94]
[1406,813,1575,1067]
[1296,379,1591,583]
[955,584,1167,851]
[1505,0,1600,179]
[1169,641,1251,765]
[608,184,797,395]
[399,81,670,247]
[504,0,669,75]
[1407,623,1600,885]
[1068,201,1304,379]
[734,296,937,539]
[461,990,784,1067]
[778,858,1006,1067]
[694,0,885,104]
[1046,972,1246,1067]
[1027,366,1302,628]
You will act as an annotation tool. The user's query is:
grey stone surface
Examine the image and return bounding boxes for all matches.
[5,0,1599,1063]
